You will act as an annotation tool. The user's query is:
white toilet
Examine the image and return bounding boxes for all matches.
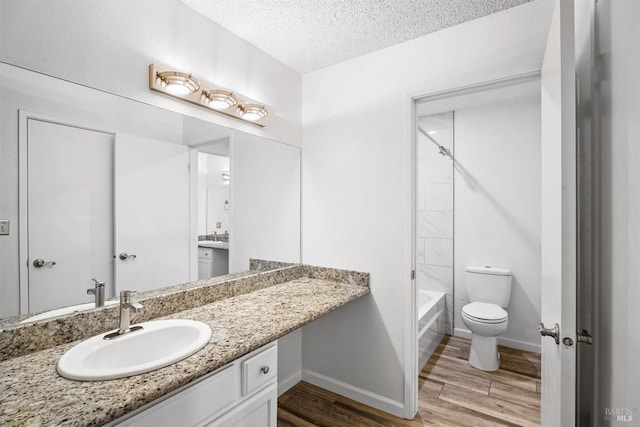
[461,265,512,371]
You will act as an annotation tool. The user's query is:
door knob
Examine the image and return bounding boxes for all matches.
[538,322,560,345]
[33,258,56,268]
[118,252,137,261]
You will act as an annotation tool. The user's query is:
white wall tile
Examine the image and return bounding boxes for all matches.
[417,264,453,294]
[418,166,453,185]
[424,238,453,266]
[417,184,425,211]
[416,237,425,265]
[424,184,454,211]
[417,211,453,239]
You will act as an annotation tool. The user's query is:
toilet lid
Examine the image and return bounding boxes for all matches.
[462,302,508,323]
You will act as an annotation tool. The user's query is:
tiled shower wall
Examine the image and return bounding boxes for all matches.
[417,112,454,334]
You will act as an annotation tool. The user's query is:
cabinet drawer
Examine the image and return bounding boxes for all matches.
[198,248,213,258]
[241,344,277,396]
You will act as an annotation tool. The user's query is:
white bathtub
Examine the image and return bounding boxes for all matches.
[417,290,446,371]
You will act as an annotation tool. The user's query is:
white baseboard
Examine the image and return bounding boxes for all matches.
[453,328,541,353]
[302,369,406,418]
[278,370,302,397]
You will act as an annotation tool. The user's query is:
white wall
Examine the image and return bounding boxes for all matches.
[596,0,640,423]
[0,0,301,146]
[230,132,301,273]
[453,94,542,352]
[301,1,554,416]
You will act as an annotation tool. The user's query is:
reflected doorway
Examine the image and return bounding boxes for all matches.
[196,140,230,280]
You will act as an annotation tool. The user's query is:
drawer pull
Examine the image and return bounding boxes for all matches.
[261,366,270,375]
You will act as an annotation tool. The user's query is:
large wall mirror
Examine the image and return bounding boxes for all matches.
[0,63,301,325]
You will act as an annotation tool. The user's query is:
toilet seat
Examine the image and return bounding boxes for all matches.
[462,302,508,324]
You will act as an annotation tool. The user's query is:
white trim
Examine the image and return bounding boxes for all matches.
[453,327,541,354]
[188,149,199,281]
[402,93,418,419]
[302,369,406,418]
[277,370,302,397]
[410,71,541,104]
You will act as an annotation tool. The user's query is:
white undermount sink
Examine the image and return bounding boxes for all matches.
[57,319,212,381]
[199,240,226,245]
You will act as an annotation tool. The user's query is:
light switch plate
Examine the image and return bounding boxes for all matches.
[216,222,222,229]
[0,219,9,235]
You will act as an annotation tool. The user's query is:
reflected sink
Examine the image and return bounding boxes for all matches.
[57,319,212,381]
[21,300,119,324]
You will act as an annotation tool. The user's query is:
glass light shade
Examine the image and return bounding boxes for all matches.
[165,83,191,96]
[239,104,268,121]
[157,71,200,96]
[205,90,238,110]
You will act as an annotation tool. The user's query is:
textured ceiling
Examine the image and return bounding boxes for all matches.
[180,0,534,74]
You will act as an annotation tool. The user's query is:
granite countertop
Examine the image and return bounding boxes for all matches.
[197,241,229,250]
[0,271,369,426]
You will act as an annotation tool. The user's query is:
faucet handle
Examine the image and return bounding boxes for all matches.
[91,278,105,288]
[120,290,136,302]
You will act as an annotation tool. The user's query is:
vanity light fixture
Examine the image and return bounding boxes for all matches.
[237,104,268,121]
[156,71,200,96]
[149,64,269,127]
[203,90,238,110]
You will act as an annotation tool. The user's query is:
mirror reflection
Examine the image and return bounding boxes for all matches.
[0,63,301,325]
[197,145,231,279]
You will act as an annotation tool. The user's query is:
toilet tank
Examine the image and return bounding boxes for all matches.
[465,266,512,307]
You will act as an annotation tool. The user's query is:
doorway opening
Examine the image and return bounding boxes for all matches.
[411,73,543,424]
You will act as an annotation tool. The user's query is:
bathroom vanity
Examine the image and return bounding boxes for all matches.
[198,243,230,280]
[0,264,369,426]
[115,342,278,427]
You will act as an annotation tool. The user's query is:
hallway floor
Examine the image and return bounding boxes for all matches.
[278,336,541,426]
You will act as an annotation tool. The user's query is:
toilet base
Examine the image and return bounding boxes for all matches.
[468,334,500,371]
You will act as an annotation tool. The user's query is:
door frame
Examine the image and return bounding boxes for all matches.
[404,71,543,418]
[17,110,116,314]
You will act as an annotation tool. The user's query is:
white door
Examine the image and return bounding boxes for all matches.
[540,0,577,425]
[114,134,191,293]
[27,119,114,313]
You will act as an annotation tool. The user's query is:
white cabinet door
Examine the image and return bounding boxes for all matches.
[198,248,213,280]
[117,366,239,427]
[206,384,277,427]
[114,134,191,292]
[26,119,114,312]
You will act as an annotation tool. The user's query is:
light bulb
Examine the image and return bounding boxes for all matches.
[239,104,268,121]
[242,111,262,121]
[209,100,231,109]
[165,83,191,96]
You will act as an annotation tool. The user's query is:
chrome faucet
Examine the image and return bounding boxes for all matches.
[104,290,144,339]
[87,278,105,307]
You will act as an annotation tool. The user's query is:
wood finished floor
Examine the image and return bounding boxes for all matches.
[278,336,541,426]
